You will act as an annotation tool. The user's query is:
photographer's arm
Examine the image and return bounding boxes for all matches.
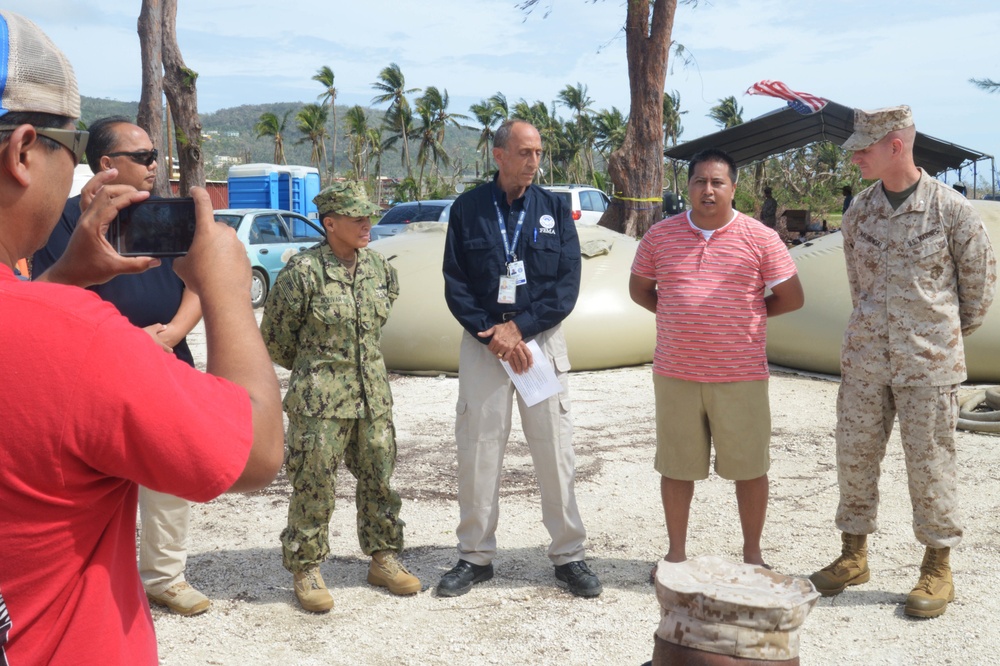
[172,188,283,493]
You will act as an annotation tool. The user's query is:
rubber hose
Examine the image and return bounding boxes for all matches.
[986,387,1000,410]
[957,389,1000,433]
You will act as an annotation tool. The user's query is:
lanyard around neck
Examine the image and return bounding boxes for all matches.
[492,192,527,264]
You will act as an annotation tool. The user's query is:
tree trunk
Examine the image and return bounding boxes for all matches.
[160,0,204,195]
[599,0,677,238]
[136,0,168,196]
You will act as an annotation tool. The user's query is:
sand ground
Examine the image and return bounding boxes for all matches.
[152,319,1000,665]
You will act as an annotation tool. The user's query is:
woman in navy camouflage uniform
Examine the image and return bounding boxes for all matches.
[261,181,420,612]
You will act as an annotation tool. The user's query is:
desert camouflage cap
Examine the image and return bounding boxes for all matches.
[313,180,381,217]
[654,556,820,661]
[842,105,914,151]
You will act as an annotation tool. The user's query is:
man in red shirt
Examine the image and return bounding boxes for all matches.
[630,148,803,570]
[0,11,284,664]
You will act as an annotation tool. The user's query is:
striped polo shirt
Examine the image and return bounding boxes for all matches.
[631,211,797,382]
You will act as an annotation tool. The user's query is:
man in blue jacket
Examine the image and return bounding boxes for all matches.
[439,119,601,598]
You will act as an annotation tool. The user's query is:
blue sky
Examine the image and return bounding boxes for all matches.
[13,1,1000,186]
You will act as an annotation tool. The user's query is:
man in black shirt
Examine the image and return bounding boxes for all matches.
[439,120,601,598]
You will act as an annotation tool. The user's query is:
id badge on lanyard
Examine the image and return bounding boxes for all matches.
[494,194,529,303]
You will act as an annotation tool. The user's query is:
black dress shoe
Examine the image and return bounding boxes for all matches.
[436,560,494,597]
[554,560,602,598]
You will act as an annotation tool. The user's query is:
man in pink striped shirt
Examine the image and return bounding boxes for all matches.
[630,148,804,569]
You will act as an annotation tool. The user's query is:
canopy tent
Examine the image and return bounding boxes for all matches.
[664,100,993,186]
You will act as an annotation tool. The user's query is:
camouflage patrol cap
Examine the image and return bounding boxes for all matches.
[654,556,820,661]
[313,180,381,217]
[842,105,914,151]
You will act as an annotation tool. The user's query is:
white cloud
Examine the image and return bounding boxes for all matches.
[8,0,1000,182]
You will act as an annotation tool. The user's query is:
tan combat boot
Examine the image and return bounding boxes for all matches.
[368,550,422,595]
[293,566,334,612]
[905,547,955,618]
[809,532,870,597]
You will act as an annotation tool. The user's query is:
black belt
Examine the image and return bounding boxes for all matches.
[501,311,520,322]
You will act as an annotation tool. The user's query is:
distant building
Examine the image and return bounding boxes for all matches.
[212,155,242,167]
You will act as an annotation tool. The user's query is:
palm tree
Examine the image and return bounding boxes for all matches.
[558,82,596,180]
[662,90,686,147]
[295,104,329,181]
[254,110,291,164]
[371,63,420,178]
[420,86,469,142]
[489,92,509,121]
[470,99,499,177]
[413,96,450,197]
[595,107,628,159]
[663,90,687,192]
[344,105,369,180]
[367,126,384,204]
[708,95,744,129]
[381,103,415,174]
[512,99,561,184]
[313,65,338,176]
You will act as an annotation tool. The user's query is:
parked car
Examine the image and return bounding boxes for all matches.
[540,184,611,225]
[213,208,325,308]
[370,199,453,240]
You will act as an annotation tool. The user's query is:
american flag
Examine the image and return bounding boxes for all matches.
[746,80,828,114]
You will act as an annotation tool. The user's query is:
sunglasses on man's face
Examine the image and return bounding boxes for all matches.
[106,148,158,167]
[0,125,90,165]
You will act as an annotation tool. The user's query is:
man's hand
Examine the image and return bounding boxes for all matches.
[173,187,251,299]
[35,170,157,287]
[77,168,115,214]
[479,320,534,374]
[143,323,174,353]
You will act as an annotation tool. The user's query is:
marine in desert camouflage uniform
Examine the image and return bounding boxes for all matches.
[261,181,420,612]
[810,106,996,619]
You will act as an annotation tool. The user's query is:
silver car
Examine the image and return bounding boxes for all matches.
[371,200,453,240]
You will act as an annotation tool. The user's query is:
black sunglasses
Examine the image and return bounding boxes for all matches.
[0,125,90,165]
[106,148,158,166]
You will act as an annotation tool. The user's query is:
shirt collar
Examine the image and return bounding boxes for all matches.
[492,173,528,212]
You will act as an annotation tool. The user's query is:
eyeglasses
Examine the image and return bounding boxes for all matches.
[105,148,158,167]
[0,125,90,165]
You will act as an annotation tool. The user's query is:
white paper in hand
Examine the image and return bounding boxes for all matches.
[500,339,562,407]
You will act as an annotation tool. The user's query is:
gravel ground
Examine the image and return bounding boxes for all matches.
[152,319,1000,665]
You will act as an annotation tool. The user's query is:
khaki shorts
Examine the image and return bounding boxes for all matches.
[653,373,771,481]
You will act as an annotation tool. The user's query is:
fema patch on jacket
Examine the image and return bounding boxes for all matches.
[538,214,557,235]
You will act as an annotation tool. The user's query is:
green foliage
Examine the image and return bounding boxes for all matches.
[708,96,743,129]
[181,67,198,89]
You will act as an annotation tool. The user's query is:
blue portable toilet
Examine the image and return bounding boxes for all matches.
[227,164,321,217]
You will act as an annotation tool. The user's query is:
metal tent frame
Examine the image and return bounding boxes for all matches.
[664,101,995,196]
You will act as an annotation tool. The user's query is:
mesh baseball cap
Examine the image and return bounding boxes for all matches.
[0,11,80,120]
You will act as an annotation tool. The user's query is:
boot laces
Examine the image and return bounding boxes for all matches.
[377,552,410,576]
[299,568,324,591]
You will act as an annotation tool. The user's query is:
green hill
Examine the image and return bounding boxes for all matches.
[79,95,482,182]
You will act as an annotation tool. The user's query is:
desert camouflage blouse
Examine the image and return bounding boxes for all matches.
[840,169,996,386]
